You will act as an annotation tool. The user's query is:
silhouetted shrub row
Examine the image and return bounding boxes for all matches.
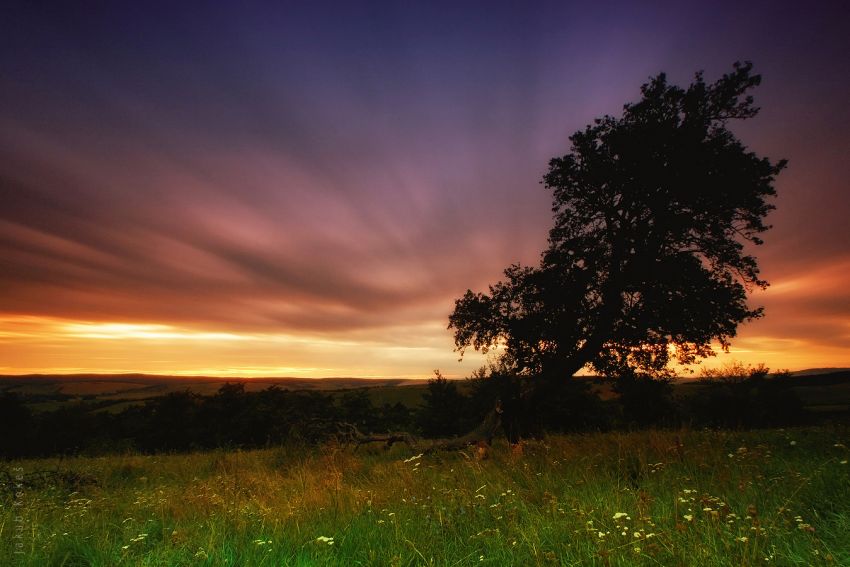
[0,384,413,458]
[419,371,811,443]
[0,371,816,458]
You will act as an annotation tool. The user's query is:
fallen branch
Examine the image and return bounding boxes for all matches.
[336,401,504,457]
[336,422,419,451]
[424,401,503,454]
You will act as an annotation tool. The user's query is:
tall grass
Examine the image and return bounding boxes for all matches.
[2,428,848,566]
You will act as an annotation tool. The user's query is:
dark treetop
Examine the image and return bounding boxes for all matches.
[450,62,786,380]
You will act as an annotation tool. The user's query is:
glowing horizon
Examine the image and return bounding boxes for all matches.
[0,307,847,378]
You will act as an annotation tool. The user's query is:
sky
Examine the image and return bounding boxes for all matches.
[1,1,849,377]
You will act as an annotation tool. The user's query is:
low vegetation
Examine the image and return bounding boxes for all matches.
[3,428,849,566]
[4,366,848,458]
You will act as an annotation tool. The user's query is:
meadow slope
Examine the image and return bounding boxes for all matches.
[2,428,849,566]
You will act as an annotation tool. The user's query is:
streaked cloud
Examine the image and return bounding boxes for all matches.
[1,2,848,375]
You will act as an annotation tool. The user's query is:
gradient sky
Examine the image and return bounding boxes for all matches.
[2,1,849,377]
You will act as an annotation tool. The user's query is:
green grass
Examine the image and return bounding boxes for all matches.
[3,428,849,566]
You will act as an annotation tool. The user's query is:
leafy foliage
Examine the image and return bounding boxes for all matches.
[416,371,473,438]
[450,62,786,380]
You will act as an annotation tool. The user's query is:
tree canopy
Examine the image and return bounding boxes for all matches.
[450,62,786,380]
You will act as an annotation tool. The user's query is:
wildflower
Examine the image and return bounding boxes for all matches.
[789,440,797,446]
[633,547,641,553]
[737,536,748,543]
[315,536,334,545]
[683,514,694,522]
[403,453,423,463]
[841,460,847,465]
[612,512,629,520]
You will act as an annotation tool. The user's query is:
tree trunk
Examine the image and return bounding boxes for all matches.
[424,401,503,453]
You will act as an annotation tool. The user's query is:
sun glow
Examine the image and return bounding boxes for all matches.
[60,322,251,342]
[0,315,488,378]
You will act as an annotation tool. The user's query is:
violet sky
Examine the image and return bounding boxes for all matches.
[1,1,849,376]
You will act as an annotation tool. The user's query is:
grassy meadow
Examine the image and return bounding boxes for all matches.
[2,427,849,566]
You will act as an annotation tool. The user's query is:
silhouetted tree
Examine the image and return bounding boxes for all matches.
[376,402,414,432]
[450,62,785,393]
[466,364,527,440]
[339,389,376,429]
[417,372,469,437]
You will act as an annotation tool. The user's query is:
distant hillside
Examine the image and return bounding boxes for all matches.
[792,368,850,376]
[0,374,429,412]
[0,373,421,392]
[787,370,850,387]
[3,369,849,414]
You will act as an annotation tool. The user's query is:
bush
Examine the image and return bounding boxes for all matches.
[685,363,807,428]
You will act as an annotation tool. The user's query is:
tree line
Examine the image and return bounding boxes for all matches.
[0,365,811,458]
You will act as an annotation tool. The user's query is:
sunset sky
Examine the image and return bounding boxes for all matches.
[2,1,849,378]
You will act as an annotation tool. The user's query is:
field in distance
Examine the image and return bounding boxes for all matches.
[2,369,850,415]
[0,374,429,413]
